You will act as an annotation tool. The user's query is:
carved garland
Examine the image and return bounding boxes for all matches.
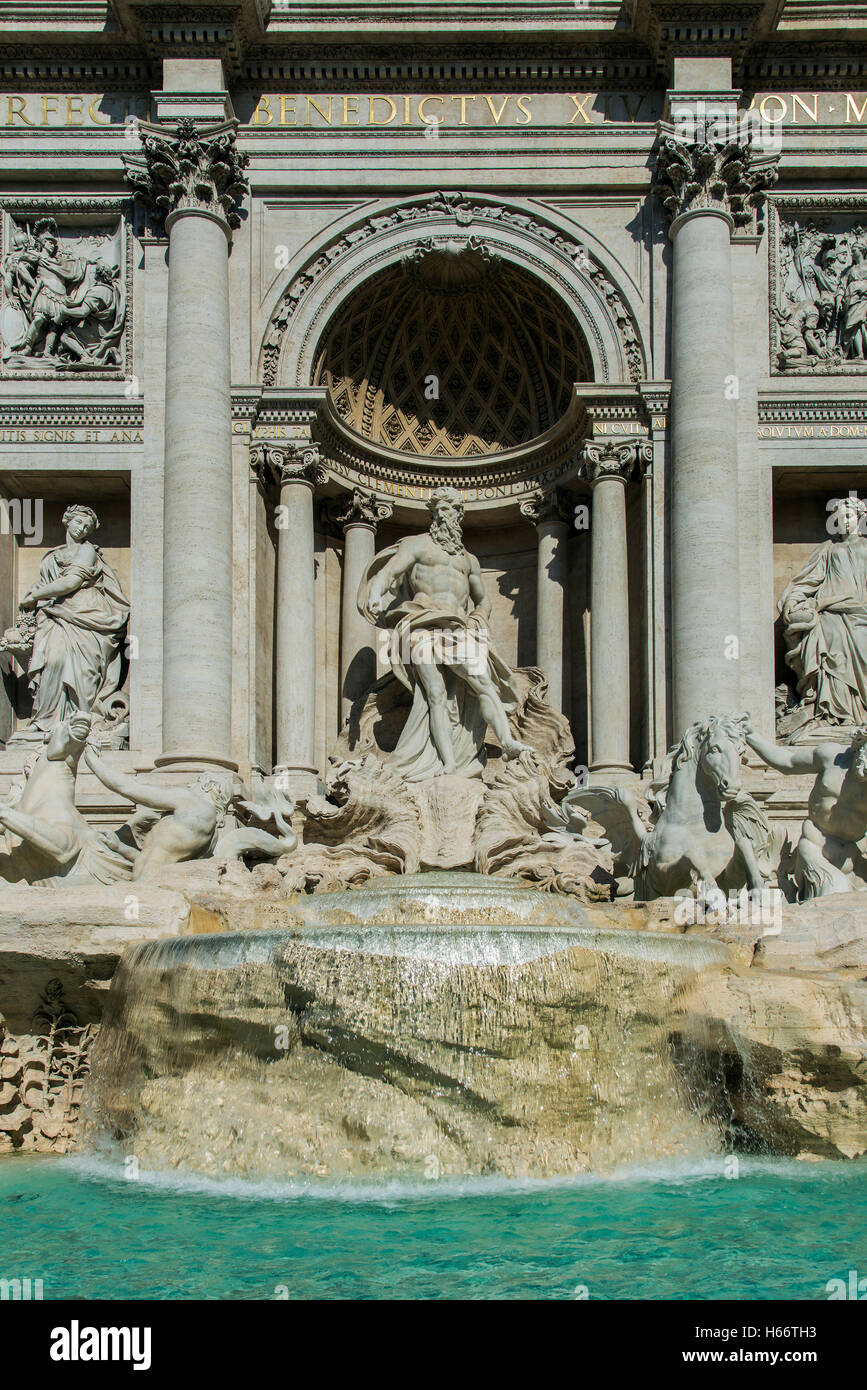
[260,192,646,387]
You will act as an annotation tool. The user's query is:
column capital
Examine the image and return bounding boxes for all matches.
[581,439,652,485]
[123,116,249,237]
[251,441,327,490]
[519,486,573,530]
[652,125,778,234]
[332,487,394,533]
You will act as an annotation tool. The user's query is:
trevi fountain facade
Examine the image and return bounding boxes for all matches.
[0,0,865,1204]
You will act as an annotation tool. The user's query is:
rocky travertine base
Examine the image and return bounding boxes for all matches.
[77,878,867,1179]
[2,878,866,1171]
[84,920,730,1180]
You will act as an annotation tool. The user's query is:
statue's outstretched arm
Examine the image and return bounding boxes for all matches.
[84,746,183,813]
[0,805,71,860]
[745,730,817,775]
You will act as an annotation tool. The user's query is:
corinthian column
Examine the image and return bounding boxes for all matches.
[331,489,393,722]
[653,113,777,735]
[583,440,650,776]
[252,443,327,798]
[520,488,572,712]
[124,117,249,769]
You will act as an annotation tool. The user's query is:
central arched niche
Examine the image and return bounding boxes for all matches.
[312,245,592,460]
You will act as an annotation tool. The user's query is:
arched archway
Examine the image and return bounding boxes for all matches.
[313,250,592,461]
[258,193,646,394]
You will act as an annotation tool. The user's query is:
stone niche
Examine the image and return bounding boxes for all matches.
[0,481,130,749]
[0,202,131,380]
[772,469,867,739]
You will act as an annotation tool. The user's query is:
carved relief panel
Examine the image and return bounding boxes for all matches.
[0,199,131,380]
[770,196,867,375]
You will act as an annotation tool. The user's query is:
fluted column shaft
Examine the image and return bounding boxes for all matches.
[654,118,777,735]
[335,490,392,721]
[124,116,249,770]
[521,490,571,713]
[160,210,234,766]
[272,448,326,796]
[670,208,740,733]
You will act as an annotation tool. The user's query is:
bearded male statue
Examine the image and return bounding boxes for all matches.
[358,487,531,781]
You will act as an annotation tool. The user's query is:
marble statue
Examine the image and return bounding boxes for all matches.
[82,749,243,881]
[0,727,299,887]
[777,494,867,740]
[358,486,530,780]
[1,217,125,369]
[775,293,836,367]
[838,244,867,359]
[0,715,130,885]
[552,715,773,903]
[745,719,867,898]
[1,505,130,744]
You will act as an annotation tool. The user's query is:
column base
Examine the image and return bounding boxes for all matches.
[589,761,636,786]
[271,763,322,802]
[153,752,239,774]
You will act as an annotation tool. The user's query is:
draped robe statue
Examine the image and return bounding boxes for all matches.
[780,495,867,731]
[358,488,530,781]
[9,504,129,739]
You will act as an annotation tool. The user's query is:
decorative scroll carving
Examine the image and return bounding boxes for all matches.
[652,131,778,228]
[581,438,652,483]
[332,487,394,530]
[401,236,502,294]
[250,441,327,489]
[261,192,645,386]
[519,487,573,527]
[122,117,249,233]
[0,211,128,376]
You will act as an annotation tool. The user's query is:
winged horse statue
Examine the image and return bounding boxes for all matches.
[544,714,778,904]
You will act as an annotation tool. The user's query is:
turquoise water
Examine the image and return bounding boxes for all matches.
[1,1156,865,1300]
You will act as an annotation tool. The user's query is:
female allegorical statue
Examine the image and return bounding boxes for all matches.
[779,494,867,734]
[12,504,129,736]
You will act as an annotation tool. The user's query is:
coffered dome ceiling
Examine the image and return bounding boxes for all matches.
[314,251,590,459]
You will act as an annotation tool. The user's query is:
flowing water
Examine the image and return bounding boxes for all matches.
[1,1154,865,1300]
[81,878,739,1180]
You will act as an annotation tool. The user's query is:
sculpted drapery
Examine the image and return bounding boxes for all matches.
[18,505,129,734]
[780,497,867,727]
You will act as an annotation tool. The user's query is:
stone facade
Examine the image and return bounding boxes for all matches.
[0,1,866,833]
